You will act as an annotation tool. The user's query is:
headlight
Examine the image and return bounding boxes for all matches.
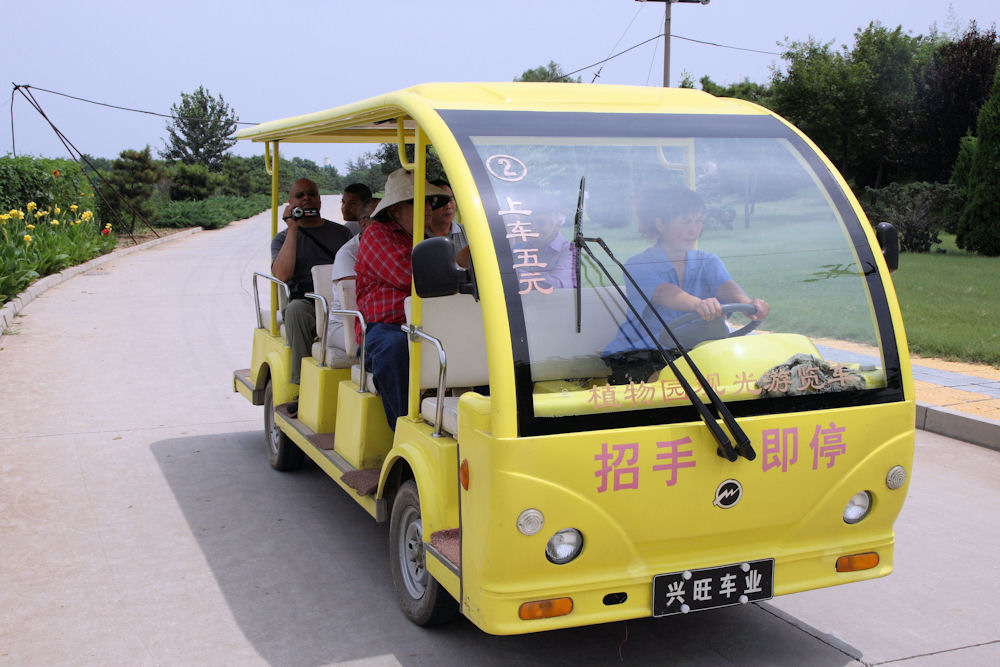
[545,528,584,564]
[843,491,872,524]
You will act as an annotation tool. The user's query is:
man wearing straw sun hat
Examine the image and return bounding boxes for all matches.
[355,168,452,430]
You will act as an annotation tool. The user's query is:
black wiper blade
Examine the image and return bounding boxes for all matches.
[574,241,737,462]
[584,236,755,462]
[573,176,585,334]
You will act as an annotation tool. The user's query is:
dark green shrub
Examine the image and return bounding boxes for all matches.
[153,195,269,230]
[862,182,961,252]
[168,162,224,201]
[0,156,95,213]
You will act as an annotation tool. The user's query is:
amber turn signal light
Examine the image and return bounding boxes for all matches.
[836,552,880,572]
[518,597,573,621]
[460,459,469,490]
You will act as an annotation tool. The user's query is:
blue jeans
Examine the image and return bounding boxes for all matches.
[364,322,409,430]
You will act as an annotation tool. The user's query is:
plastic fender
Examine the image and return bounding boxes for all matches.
[265,350,297,406]
[380,439,448,535]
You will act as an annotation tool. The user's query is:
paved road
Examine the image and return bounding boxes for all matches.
[2,206,998,666]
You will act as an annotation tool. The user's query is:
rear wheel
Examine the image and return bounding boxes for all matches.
[389,480,459,626]
[263,381,304,471]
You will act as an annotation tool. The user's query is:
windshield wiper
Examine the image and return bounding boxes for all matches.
[571,181,754,462]
[573,176,585,334]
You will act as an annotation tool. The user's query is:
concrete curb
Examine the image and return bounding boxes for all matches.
[1,227,202,336]
[916,401,1000,452]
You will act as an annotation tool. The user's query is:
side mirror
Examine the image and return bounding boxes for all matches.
[875,222,899,272]
[412,237,462,298]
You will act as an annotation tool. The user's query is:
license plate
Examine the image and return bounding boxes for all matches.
[652,559,774,616]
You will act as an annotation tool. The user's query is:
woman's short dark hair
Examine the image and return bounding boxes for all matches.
[636,186,705,240]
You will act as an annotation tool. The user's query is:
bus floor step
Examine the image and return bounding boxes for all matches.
[307,433,336,450]
[431,529,461,567]
[341,469,379,496]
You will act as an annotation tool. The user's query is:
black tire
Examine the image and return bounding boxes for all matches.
[263,381,305,471]
[389,480,459,626]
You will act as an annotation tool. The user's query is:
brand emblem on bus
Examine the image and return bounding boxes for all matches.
[713,479,743,508]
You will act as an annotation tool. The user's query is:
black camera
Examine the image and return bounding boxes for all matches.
[289,207,319,219]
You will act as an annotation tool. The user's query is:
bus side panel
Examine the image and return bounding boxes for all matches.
[335,381,394,470]
[298,363,349,434]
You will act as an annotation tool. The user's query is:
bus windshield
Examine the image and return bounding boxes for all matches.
[442,110,904,436]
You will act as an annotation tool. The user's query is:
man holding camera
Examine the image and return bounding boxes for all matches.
[271,178,353,389]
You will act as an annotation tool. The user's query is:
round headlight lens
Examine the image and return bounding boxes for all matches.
[843,491,872,524]
[516,509,545,536]
[545,528,584,565]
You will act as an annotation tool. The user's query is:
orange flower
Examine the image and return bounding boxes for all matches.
[53,169,61,177]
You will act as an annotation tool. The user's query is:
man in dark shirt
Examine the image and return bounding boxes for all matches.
[271,178,352,386]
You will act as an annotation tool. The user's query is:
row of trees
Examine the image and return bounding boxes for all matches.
[507,25,1000,255]
[93,21,998,252]
[683,21,999,255]
[690,22,999,189]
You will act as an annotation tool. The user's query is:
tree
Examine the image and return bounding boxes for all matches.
[956,68,1000,256]
[913,22,999,182]
[949,133,978,198]
[514,61,581,83]
[770,23,925,188]
[160,86,239,171]
[698,75,771,106]
[102,147,162,233]
[848,23,925,187]
[770,37,864,178]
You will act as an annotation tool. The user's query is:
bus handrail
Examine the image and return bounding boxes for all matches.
[403,323,447,438]
[304,292,330,367]
[304,291,368,385]
[252,272,291,331]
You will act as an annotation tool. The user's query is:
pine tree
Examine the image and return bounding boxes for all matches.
[103,147,162,233]
[956,68,1000,256]
[160,86,238,171]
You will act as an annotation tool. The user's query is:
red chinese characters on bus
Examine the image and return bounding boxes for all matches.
[594,438,697,492]
[762,422,848,472]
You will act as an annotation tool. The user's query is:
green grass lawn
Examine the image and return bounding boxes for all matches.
[892,234,1000,366]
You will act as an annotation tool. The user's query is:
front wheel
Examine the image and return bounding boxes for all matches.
[389,480,459,626]
[263,381,304,471]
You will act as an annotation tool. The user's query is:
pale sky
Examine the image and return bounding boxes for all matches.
[4,1,995,172]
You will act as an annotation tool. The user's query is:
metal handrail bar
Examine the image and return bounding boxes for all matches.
[252,272,290,331]
[403,324,448,438]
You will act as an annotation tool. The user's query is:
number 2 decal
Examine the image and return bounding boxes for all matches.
[486,154,527,182]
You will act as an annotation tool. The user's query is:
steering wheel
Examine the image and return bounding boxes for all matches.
[667,303,761,339]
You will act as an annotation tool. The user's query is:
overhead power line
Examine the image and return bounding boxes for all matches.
[672,34,782,56]
[10,84,259,125]
[555,32,781,81]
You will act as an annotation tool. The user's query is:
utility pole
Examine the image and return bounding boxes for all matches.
[637,0,710,87]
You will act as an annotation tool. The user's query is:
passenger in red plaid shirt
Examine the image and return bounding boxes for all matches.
[356,169,452,429]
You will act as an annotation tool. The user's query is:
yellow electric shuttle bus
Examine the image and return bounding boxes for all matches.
[232,83,913,635]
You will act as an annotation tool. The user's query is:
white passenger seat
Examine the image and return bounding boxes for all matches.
[307,265,356,369]
[404,293,489,436]
[339,279,377,393]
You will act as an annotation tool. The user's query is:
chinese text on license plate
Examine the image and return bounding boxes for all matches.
[652,559,774,616]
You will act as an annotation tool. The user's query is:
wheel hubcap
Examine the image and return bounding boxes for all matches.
[266,400,279,457]
[398,506,426,598]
